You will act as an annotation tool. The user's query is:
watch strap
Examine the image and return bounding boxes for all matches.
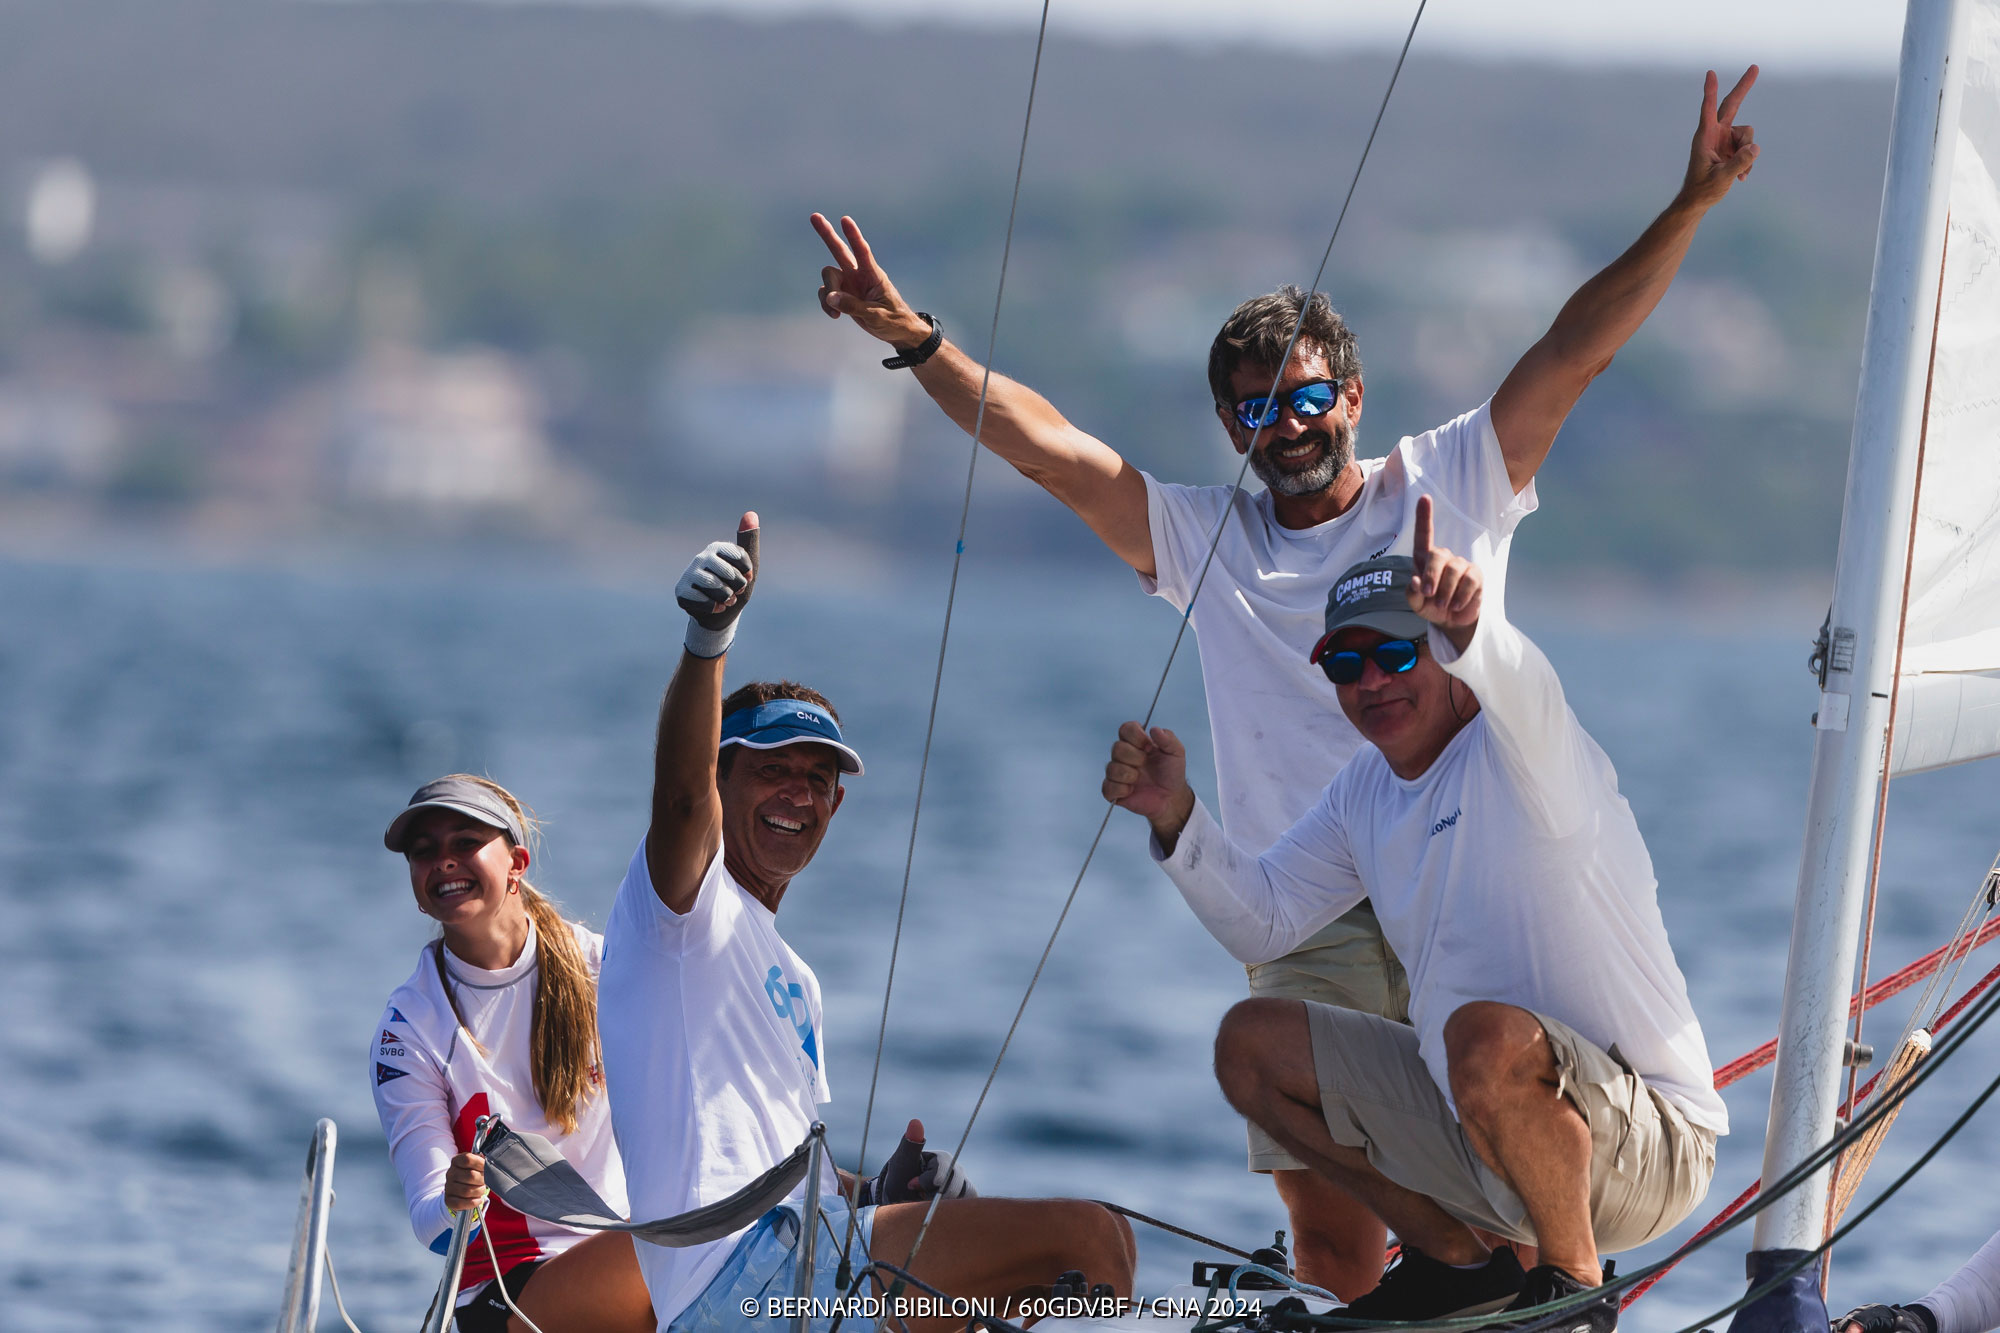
[882,313,943,370]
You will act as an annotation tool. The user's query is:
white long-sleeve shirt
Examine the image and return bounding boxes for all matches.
[1152,610,1728,1134]
[371,919,626,1292]
[1924,1229,2000,1333]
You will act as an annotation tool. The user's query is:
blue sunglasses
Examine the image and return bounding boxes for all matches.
[1232,379,1344,431]
[1313,637,1421,686]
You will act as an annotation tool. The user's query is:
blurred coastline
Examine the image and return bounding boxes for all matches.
[0,0,1889,581]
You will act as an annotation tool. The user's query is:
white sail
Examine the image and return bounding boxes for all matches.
[1892,0,2000,775]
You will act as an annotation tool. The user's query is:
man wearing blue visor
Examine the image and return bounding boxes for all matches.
[598,512,1135,1331]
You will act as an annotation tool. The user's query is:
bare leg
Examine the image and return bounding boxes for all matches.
[866,1197,1136,1331]
[511,1231,656,1332]
[1269,1169,1387,1300]
[1214,999,1488,1266]
[1443,1002,1597,1285]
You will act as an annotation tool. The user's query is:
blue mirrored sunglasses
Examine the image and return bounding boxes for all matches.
[1316,638,1420,686]
[1232,379,1343,431]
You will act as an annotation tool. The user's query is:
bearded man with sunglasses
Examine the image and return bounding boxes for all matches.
[1103,498,1726,1332]
[812,65,1758,1297]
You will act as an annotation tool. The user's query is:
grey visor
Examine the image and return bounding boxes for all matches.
[384,777,527,853]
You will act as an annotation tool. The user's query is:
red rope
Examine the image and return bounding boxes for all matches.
[1621,1180,1761,1308]
[1618,952,2000,1310]
[1712,918,2000,1090]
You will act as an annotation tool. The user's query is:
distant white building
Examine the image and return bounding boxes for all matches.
[657,315,912,492]
[331,345,562,511]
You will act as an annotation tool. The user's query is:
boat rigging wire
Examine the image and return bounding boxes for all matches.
[322,1248,371,1333]
[843,0,1057,1272]
[844,0,1064,1264]
[898,0,1431,1279]
[480,1200,553,1333]
[1092,1201,1257,1262]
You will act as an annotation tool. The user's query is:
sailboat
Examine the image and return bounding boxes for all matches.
[270,2,2000,1330]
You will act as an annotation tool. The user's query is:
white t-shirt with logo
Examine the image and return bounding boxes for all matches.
[1152,611,1729,1134]
[598,839,836,1327]
[371,918,626,1293]
[1140,401,1536,853]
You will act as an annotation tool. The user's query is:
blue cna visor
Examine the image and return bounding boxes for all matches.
[718,700,864,776]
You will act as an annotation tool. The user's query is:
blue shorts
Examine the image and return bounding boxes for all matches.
[668,1199,878,1332]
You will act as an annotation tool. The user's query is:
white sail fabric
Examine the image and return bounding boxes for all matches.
[1892,0,2000,776]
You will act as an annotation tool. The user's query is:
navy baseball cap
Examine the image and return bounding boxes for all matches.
[1309,555,1431,664]
[719,699,864,775]
[384,777,528,853]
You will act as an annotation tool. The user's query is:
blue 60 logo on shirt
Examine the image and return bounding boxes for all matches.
[764,966,821,1071]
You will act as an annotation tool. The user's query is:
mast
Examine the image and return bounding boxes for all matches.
[1743,0,1968,1290]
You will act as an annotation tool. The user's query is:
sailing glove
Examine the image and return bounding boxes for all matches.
[858,1127,978,1205]
[675,522,758,658]
[1838,1305,1939,1333]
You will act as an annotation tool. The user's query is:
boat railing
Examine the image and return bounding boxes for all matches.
[276,1117,338,1333]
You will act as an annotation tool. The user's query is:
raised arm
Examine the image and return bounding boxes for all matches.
[645,513,759,914]
[1490,66,1760,491]
[811,212,1153,574]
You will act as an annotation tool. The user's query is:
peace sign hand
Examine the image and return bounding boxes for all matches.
[811,213,935,349]
[1406,494,1483,631]
[1682,66,1760,208]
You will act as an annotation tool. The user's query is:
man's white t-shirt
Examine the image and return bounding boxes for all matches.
[598,839,836,1327]
[1153,610,1729,1135]
[371,919,626,1293]
[1140,401,1536,852]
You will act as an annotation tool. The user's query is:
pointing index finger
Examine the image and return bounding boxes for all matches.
[1412,493,1434,568]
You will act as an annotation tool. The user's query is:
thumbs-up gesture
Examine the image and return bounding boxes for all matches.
[677,511,760,658]
[861,1119,978,1205]
[1405,495,1482,635]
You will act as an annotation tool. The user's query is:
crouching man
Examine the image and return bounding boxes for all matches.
[1102,497,1725,1331]
[600,512,1134,1331]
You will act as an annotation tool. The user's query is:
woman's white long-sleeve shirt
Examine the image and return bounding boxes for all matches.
[371,919,627,1291]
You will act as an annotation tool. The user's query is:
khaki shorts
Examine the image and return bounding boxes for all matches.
[1246,903,1411,1173]
[1304,1001,1715,1253]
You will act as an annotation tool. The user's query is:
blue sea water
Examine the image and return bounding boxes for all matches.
[2,551,1997,1331]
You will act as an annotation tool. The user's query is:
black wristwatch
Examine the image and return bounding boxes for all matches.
[882,313,943,370]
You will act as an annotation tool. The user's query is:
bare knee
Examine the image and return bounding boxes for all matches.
[1443,1002,1549,1122]
[1213,998,1304,1115]
[1046,1200,1136,1292]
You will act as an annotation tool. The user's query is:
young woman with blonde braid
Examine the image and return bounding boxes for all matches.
[372,775,654,1333]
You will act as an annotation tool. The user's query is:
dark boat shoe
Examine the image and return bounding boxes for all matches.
[1480,1264,1618,1333]
[1339,1245,1527,1323]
